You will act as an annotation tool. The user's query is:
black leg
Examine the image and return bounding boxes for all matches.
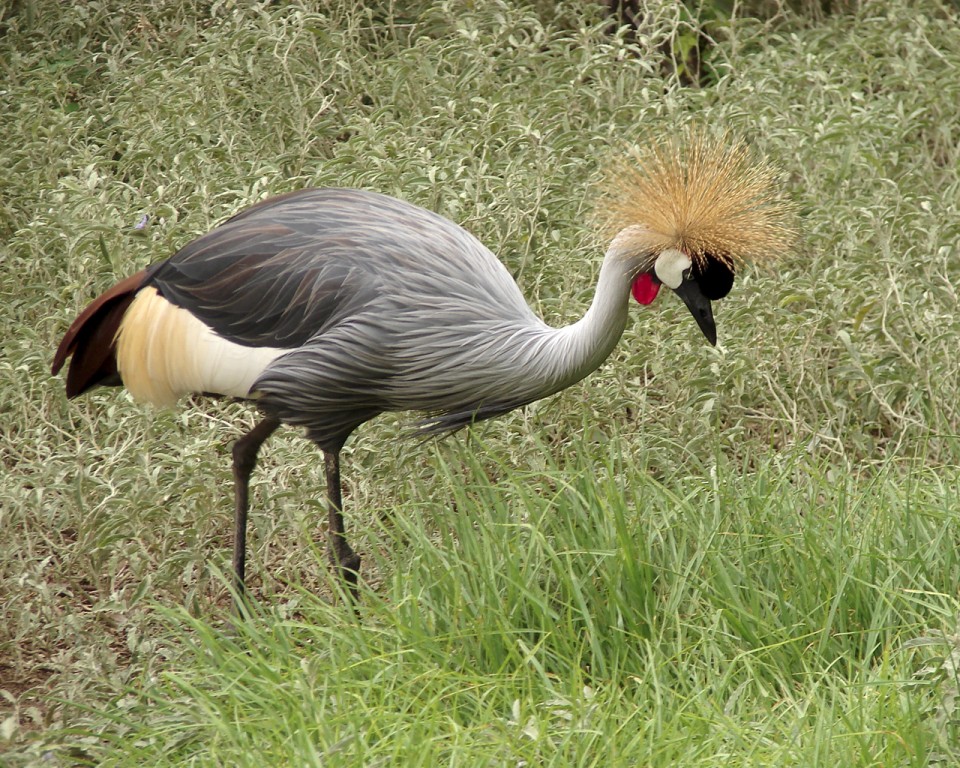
[231,417,280,611]
[323,450,361,608]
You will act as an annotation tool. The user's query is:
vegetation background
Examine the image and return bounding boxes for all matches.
[2,0,960,764]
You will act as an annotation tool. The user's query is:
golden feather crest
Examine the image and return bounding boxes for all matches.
[595,128,797,269]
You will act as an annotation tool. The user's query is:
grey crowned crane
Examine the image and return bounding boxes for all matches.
[52,131,795,609]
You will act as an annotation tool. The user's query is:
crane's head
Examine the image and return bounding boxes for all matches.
[596,128,797,345]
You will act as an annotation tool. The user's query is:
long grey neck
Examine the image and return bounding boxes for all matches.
[529,251,634,395]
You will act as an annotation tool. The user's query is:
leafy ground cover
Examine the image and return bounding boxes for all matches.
[2,0,959,764]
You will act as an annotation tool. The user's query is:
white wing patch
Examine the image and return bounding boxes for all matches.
[116,287,288,407]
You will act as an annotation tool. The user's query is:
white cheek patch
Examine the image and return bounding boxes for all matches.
[654,248,692,290]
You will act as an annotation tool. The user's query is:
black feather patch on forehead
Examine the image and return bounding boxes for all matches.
[693,255,735,301]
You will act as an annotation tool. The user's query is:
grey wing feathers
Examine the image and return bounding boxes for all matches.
[143,187,545,449]
[413,400,532,436]
[147,188,528,349]
[149,190,385,347]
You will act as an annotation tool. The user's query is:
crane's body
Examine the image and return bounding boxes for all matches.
[61,188,642,449]
[52,131,796,609]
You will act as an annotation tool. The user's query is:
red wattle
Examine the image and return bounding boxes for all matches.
[631,273,661,305]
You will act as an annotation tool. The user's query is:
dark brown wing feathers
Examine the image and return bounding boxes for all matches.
[51,269,150,397]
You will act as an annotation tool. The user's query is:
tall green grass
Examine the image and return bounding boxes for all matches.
[3,0,960,764]
[35,445,960,766]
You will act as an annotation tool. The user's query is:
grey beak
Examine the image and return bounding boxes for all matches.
[673,278,717,346]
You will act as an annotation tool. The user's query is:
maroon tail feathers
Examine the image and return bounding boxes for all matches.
[51,269,150,398]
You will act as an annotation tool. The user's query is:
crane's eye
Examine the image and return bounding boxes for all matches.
[694,256,735,300]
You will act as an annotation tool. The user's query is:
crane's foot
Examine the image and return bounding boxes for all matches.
[329,545,362,613]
